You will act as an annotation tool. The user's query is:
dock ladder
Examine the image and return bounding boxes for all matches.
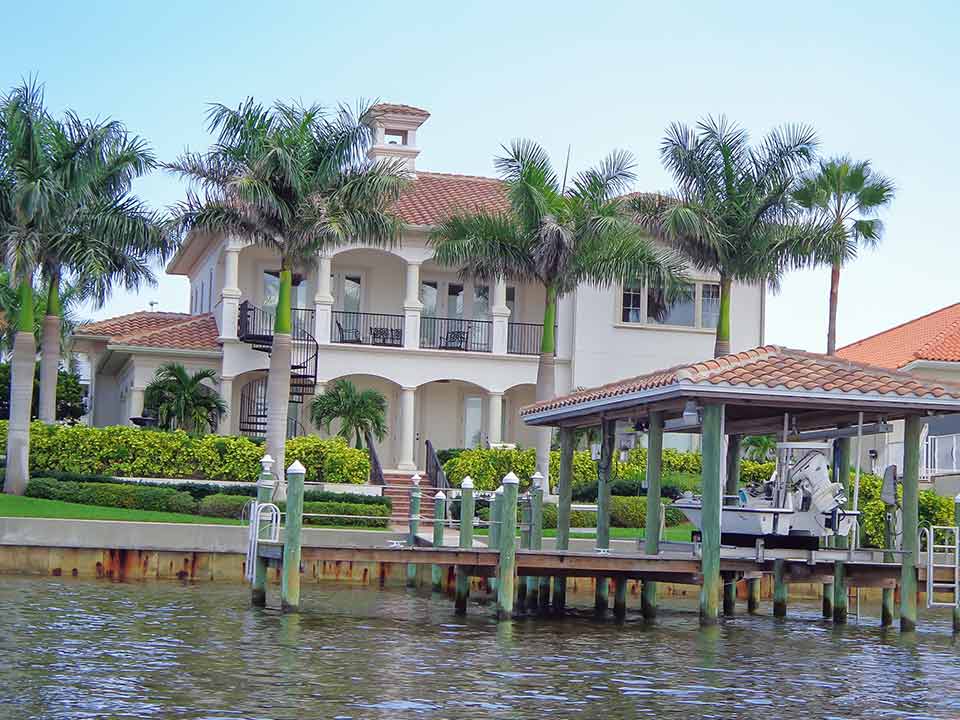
[919,526,960,608]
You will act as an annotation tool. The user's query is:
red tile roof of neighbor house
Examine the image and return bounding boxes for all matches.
[395,171,509,226]
[836,302,960,369]
[75,312,220,352]
[521,345,960,416]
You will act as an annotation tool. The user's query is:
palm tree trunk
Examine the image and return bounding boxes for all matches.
[265,268,293,493]
[713,275,732,358]
[38,272,61,423]
[5,280,36,495]
[826,262,841,355]
[534,285,557,494]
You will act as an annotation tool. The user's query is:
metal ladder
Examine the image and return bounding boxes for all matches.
[919,526,960,608]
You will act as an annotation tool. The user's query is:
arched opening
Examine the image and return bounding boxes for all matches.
[314,373,402,469]
[415,379,492,467]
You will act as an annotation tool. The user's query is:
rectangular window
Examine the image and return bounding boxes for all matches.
[506,287,516,317]
[701,283,721,330]
[648,283,695,327]
[473,285,490,319]
[464,396,483,448]
[343,275,361,313]
[264,271,308,310]
[447,283,464,319]
[621,281,644,323]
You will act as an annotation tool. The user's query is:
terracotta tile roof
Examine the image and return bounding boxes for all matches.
[395,171,509,226]
[75,311,220,352]
[836,303,960,369]
[369,103,430,120]
[522,345,960,416]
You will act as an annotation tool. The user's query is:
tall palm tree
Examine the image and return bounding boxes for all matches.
[35,118,167,424]
[144,362,227,435]
[0,81,53,494]
[430,140,686,491]
[168,99,408,474]
[0,271,86,364]
[310,378,387,449]
[631,116,824,358]
[793,157,895,354]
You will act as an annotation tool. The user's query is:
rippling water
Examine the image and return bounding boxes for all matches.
[1,578,959,719]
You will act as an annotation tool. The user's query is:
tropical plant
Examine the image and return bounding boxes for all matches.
[430,140,686,490]
[167,98,408,473]
[631,116,825,357]
[143,362,227,435]
[310,378,387,449]
[0,269,87,361]
[793,157,895,354]
[0,363,85,421]
[742,434,777,462]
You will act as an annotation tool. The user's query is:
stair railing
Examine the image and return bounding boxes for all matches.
[425,439,449,491]
[366,430,386,486]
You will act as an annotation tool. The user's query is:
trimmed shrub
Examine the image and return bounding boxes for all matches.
[298,501,390,528]
[25,477,198,514]
[436,448,466,465]
[610,496,645,528]
[198,493,251,519]
[0,421,370,484]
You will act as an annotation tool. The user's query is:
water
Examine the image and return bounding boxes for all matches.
[1,578,959,719]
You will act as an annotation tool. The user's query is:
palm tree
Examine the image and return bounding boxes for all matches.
[168,98,408,474]
[430,140,686,491]
[0,271,86,364]
[742,434,776,462]
[310,378,387,449]
[631,116,824,358]
[793,157,895,354]
[34,118,167,424]
[144,362,227,435]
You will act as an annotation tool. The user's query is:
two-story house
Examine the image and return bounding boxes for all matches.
[72,103,766,471]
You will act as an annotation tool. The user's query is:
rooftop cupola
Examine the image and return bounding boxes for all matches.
[364,103,430,175]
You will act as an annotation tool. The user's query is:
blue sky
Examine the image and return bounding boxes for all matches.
[2,0,956,352]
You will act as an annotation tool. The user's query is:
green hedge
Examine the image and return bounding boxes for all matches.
[196,493,389,528]
[0,422,369,484]
[26,477,198,515]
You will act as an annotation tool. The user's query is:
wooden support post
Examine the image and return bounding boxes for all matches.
[773,558,788,618]
[881,500,896,627]
[455,478,475,615]
[954,493,960,633]
[553,428,574,613]
[488,486,503,595]
[595,418,615,615]
[642,410,664,620]
[280,461,305,613]
[406,475,421,589]
[722,435,741,616]
[613,576,628,620]
[700,403,724,625]
[518,495,531,613]
[822,536,835,619]
[251,455,275,607]
[747,578,761,614]
[496,473,520,620]
[900,415,921,631]
[432,491,446,592]
[529,473,546,611]
[833,437,851,624]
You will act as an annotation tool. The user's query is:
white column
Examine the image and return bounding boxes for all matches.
[218,376,234,435]
[403,261,423,350]
[487,392,503,446]
[85,350,99,425]
[314,253,333,345]
[491,277,510,355]
[220,246,241,341]
[398,386,417,471]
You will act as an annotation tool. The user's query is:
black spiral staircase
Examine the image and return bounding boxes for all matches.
[237,300,318,439]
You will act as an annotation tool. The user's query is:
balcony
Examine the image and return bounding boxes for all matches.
[420,316,492,352]
[331,311,406,347]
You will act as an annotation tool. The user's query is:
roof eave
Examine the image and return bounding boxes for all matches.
[105,343,223,359]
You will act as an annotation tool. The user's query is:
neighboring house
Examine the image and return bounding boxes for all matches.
[71,103,765,471]
[838,302,960,492]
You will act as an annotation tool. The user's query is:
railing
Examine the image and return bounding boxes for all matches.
[238,300,316,344]
[425,439,449,491]
[238,376,309,440]
[507,322,546,355]
[331,311,405,347]
[366,430,385,485]
[420,316,492,352]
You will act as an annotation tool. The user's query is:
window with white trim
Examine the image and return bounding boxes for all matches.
[620,280,721,330]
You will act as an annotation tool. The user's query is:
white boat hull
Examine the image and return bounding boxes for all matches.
[673,503,793,536]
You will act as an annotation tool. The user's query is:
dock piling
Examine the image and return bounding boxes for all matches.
[900,415,921,631]
[496,473,520,620]
[881,501,895,627]
[280,460,305,613]
[455,478,475,615]
[489,486,503,595]
[251,454,275,607]
[699,403,724,625]
[747,577,761,614]
[553,429,574,613]
[518,494,531,612]
[432,491,446,592]
[595,419,615,616]
[613,576,627,620]
[722,436,741,617]
[833,436,851,624]
[773,558,788,618]
[406,474,421,589]
[642,411,664,620]
[530,472,548,612]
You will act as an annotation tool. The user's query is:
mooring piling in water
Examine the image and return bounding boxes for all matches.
[251,455,275,607]
[595,419,615,616]
[642,410,664,620]
[489,485,503,595]
[773,558,788,617]
[747,577,761,614]
[531,472,550,612]
[613,576,627,620]
[881,501,896,627]
[496,473,520,620]
[280,461,305,613]
[455,477,475,615]
[900,415,921,632]
[553,429,574,614]
[699,403,724,625]
[518,494,531,612]
[723,435,742,617]
[833,436,851,624]
[432,491,446,592]
[407,474,421,589]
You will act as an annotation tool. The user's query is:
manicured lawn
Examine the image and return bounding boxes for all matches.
[0,495,244,524]
[475,524,694,542]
